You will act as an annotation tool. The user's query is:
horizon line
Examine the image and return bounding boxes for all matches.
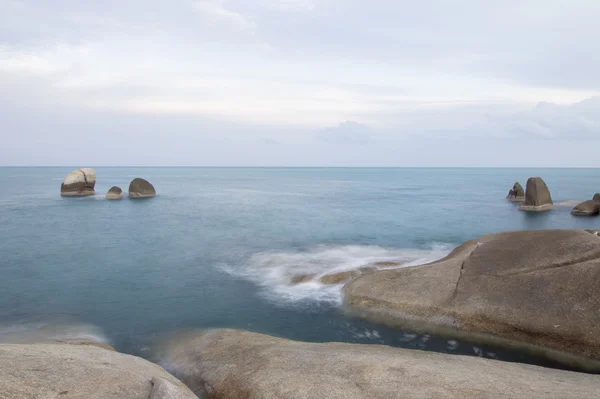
[2,165,600,169]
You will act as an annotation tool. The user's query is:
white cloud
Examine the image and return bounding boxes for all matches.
[191,0,255,31]
[474,97,600,140]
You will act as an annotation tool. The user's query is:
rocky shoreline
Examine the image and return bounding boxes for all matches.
[7,172,600,397]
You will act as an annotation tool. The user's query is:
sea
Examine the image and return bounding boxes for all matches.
[1,167,598,371]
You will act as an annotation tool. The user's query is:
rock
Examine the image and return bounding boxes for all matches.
[319,270,362,284]
[506,182,525,202]
[518,177,553,211]
[371,261,402,268]
[150,377,196,399]
[159,329,600,399]
[61,168,96,197]
[594,193,600,204]
[105,186,124,200]
[289,274,315,285]
[344,230,600,367]
[0,343,197,399]
[129,178,156,199]
[572,200,600,216]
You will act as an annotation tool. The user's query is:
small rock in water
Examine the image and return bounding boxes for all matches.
[319,270,362,285]
[571,200,600,216]
[289,274,315,285]
[506,182,525,202]
[105,186,124,200]
[129,178,156,199]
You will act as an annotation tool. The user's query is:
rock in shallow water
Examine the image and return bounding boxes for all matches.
[344,230,600,368]
[518,177,553,211]
[0,343,197,399]
[105,186,124,200]
[571,200,600,216]
[506,181,525,202]
[61,168,96,197]
[129,178,156,199]
[159,329,600,399]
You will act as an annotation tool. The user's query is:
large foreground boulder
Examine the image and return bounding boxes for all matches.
[61,168,96,197]
[0,343,197,399]
[572,200,600,216]
[506,182,525,202]
[159,329,600,399]
[344,230,600,368]
[106,186,124,200]
[129,178,156,199]
[518,177,553,211]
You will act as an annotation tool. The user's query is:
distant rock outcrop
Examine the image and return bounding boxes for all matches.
[506,182,525,202]
[129,178,156,199]
[572,200,600,216]
[105,186,124,200]
[518,177,553,211]
[60,168,96,197]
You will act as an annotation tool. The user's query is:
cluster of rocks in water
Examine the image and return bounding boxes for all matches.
[507,176,600,216]
[60,168,156,200]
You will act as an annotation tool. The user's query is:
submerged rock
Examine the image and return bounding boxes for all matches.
[319,270,362,284]
[129,178,156,199]
[572,200,600,216]
[289,274,315,285]
[518,177,553,211]
[344,230,600,367]
[506,182,525,202]
[105,186,124,200]
[61,168,96,197]
[159,329,600,399]
[0,343,197,399]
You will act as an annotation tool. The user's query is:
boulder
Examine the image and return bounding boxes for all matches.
[518,177,553,211]
[105,186,124,200]
[129,178,156,199]
[594,193,600,204]
[344,230,600,368]
[506,182,525,202]
[159,329,600,399]
[0,343,197,399]
[61,168,96,197]
[572,200,600,216]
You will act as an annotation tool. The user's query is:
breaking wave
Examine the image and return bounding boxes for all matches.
[222,244,451,306]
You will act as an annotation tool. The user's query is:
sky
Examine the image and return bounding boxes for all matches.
[1,0,600,166]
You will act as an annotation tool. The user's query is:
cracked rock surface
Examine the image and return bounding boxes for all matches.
[344,230,600,364]
[61,168,96,197]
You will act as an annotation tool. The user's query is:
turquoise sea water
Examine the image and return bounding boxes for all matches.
[1,167,599,370]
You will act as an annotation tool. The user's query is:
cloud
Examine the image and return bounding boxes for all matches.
[468,97,600,140]
[191,0,255,31]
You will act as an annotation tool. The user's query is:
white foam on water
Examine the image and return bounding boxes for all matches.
[555,200,584,207]
[223,243,452,306]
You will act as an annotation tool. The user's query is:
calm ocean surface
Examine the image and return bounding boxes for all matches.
[1,167,599,369]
